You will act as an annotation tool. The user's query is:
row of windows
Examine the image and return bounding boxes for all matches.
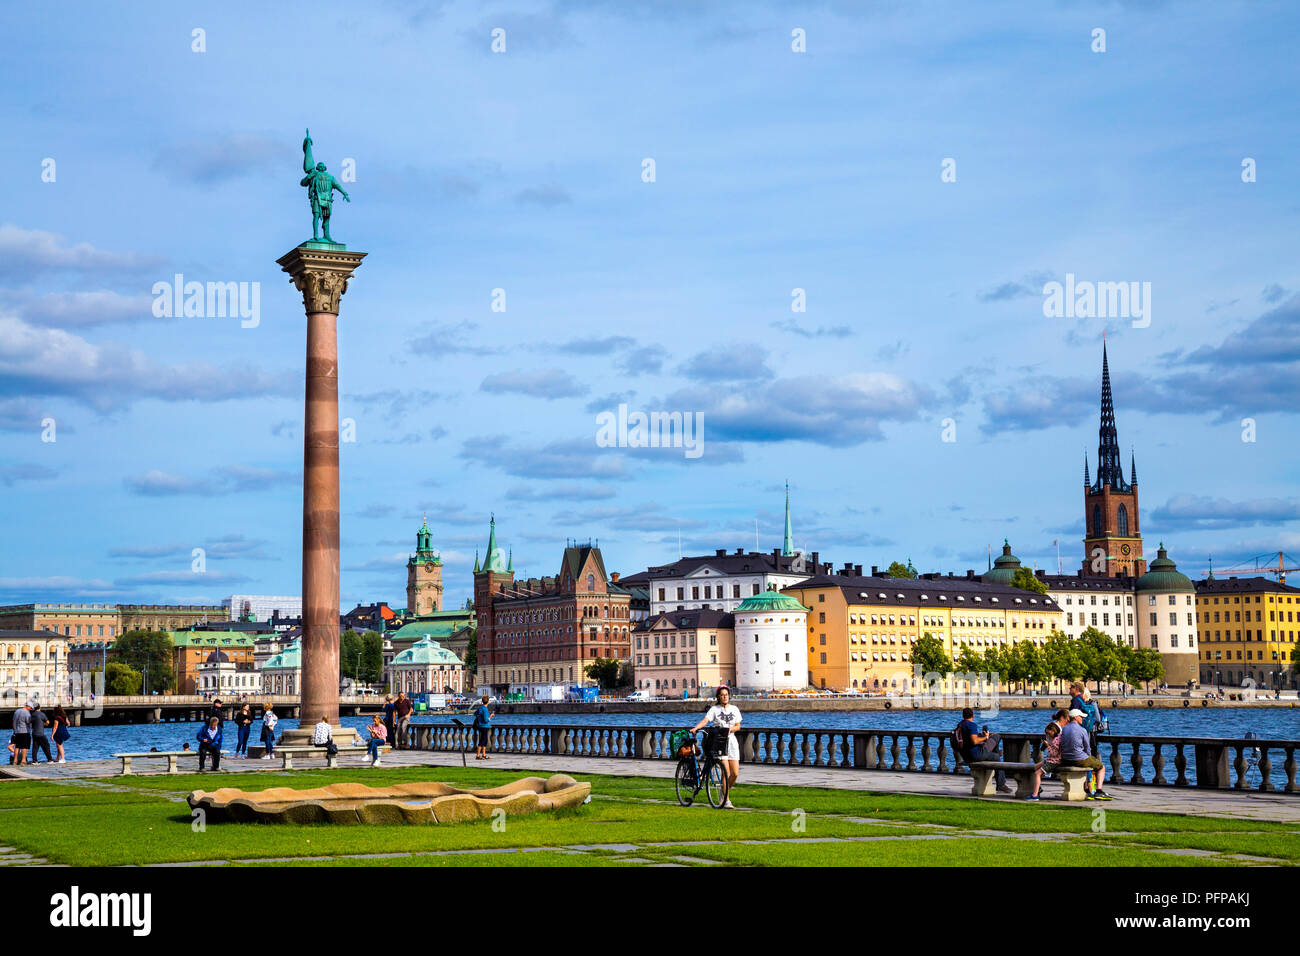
[1060,594,1135,607]
[1205,594,1298,604]
[1065,612,1134,628]
[1202,649,1285,661]
[1203,609,1298,623]
[658,584,763,602]
[1201,629,1299,643]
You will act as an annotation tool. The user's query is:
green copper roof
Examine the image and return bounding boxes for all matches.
[391,636,464,667]
[482,515,508,574]
[390,610,473,642]
[1136,544,1194,592]
[263,638,301,670]
[735,589,807,612]
[982,539,1022,585]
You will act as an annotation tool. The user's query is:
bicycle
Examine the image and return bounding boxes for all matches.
[671,728,729,809]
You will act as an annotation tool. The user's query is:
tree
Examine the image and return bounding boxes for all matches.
[1009,566,1048,595]
[584,657,620,689]
[983,645,1010,684]
[1043,631,1083,691]
[112,629,175,693]
[1126,646,1165,692]
[955,645,984,676]
[1077,627,1126,692]
[886,561,917,579]
[913,633,953,676]
[92,660,142,696]
[1017,640,1048,690]
[340,629,364,682]
[361,631,384,685]
[462,626,477,672]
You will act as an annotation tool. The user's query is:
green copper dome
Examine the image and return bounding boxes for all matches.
[391,635,463,667]
[1136,543,1194,592]
[982,539,1022,585]
[735,589,807,613]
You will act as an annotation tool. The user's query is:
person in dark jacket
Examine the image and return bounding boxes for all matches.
[197,717,223,771]
[232,704,253,758]
[28,704,53,763]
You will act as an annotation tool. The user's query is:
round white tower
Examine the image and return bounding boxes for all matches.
[733,589,809,692]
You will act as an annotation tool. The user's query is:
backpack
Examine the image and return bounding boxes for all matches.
[951,722,966,757]
[1084,700,1108,734]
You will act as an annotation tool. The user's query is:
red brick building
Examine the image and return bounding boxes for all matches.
[473,517,632,692]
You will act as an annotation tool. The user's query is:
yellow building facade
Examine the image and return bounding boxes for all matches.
[783,573,1063,692]
[1195,577,1300,690]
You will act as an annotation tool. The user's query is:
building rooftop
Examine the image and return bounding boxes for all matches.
[634,609,736,632]
[786,574,1059,610]
[1194,576,1300,596]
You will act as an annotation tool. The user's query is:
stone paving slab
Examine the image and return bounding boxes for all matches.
[12,749,1300,824]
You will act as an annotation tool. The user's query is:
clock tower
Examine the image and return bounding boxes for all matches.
[406,517,444,615]
[1081,344,1146,578]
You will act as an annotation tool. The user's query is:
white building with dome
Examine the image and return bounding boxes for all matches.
[389,635,466,695]
[260,638,301,695]
[732,589,809,692]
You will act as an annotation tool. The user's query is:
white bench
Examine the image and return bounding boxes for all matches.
[113,750,228,775]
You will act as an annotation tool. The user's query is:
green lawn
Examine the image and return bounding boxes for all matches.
[0,766,1293,867]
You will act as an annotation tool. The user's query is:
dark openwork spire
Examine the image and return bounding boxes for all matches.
[1083,453,1090,487]
[1092,343,1130,493]
[1130,450,1138,485]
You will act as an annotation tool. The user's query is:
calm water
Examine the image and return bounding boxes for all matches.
[33,707,1300,762]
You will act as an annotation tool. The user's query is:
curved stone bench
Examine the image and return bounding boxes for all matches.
[187,773,591,824]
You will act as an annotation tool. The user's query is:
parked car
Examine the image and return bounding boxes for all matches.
[625,690,650,702]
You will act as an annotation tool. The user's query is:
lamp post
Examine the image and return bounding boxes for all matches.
[769,659,776,692]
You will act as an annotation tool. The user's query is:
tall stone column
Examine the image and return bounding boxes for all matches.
[276,245,366,742]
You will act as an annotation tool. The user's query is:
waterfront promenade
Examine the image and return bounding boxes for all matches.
[10,747,1300,824]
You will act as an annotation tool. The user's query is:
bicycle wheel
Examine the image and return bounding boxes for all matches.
[674,759,696,806]
[705,761,727,808]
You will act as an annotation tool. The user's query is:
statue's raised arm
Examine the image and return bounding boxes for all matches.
[302,129,315,175]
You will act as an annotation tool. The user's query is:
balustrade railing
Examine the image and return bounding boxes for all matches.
[404,722,1299,793]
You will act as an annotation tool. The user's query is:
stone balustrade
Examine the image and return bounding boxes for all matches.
[404,722,1300,794]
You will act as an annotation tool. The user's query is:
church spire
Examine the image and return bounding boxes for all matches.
[781,481,794,556]
[1083,453,1090,487]
[1130,449,1138,485]
[1094,342,1129,492]
[483,514,508,573]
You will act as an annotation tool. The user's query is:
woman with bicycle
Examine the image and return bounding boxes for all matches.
[691,686,742,809]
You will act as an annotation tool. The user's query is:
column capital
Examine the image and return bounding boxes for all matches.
[277,246,367,314]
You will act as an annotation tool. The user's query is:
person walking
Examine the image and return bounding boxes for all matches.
[691,686,743,808]
[28,703,53,764]
[394,691,413,750]
[260,705,278,759]
[10,702,32,766]
[50,705,70,763]
[197,717,223,771]
[232,704,253,758]
[472,695,494,760]
[366,714,387,766]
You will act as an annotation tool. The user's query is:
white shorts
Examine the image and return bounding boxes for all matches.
[717,734,740,763]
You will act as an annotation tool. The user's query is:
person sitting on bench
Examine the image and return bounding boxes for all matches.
[197,717,223,772]
[1060,709,1112,800]
[958,707,1010,793]
[312,714,338,757]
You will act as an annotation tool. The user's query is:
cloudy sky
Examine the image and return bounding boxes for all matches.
[1,0,1297,611]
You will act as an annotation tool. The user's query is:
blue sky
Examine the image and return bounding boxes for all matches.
[1,0,1297,611]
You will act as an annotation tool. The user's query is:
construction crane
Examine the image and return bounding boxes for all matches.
[1212,551,1300,585]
